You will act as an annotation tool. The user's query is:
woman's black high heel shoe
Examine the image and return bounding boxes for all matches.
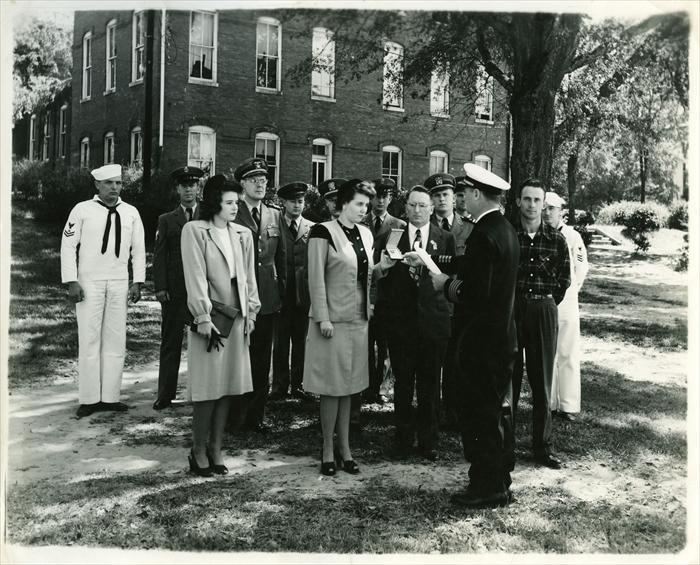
[334,446,360,474]
[189,449,213,477]
[321,449,336,476]
[206,448,229,475]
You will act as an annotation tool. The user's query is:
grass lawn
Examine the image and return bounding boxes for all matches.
[4,207,691,557]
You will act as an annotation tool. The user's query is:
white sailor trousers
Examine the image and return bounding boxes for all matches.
[551,297,581,413]
[75,278,128,403]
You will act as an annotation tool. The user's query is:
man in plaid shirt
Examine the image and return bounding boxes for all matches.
[512,178,570,469]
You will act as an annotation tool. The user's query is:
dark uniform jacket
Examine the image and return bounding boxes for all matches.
[280,215,314,308]
[234,201,287,316]
[374,223,456,341]
[363,212,406,240]
[431,213,474,256]
[153,205,199,299]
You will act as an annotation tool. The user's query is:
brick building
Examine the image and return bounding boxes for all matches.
[69,9,509,187]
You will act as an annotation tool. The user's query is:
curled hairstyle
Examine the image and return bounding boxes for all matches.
[518,177,546,198]
[199,174,243,221]
[337,179,377,206]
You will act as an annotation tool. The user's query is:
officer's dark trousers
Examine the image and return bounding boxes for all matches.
[242,312,278,428]
[156,297,189,403]
[272,301,308,394]
[512,297,558,453]
[388,333,446,450]
[441,316,463,426]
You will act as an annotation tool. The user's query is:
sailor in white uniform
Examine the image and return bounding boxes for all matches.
[60,164,146,418]
[543,192,589,421]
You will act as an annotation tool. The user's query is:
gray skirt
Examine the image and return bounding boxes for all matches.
[303,282,369,397]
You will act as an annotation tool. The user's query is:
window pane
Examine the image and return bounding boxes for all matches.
[189,133,201,159]
[202,14,214,47]
[268,25,278,57]
[256,23,267,54]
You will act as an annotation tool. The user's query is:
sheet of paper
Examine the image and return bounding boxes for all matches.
[413,247,442,274]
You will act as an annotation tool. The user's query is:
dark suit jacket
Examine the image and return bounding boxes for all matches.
[153,205,199,299]
[280,215,314,308]
[440,210,519,357]
[363,212,406,240]
[234,201,287,316]
[374,223,456,341]
[431,213,474,255]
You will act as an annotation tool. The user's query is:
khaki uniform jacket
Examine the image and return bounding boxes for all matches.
[431,213,474,256]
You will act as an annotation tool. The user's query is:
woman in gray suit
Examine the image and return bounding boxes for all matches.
[303,179,376,476]
[181,175,261,476]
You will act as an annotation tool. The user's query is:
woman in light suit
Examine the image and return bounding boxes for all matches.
[181,175,260,476]
[303,179,376,476]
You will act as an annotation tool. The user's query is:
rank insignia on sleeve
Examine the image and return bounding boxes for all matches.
[63,223,75,237]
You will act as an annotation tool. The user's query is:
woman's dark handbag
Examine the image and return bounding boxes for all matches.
[188,300,241,352]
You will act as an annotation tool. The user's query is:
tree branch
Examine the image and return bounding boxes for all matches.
[476,28,513,94]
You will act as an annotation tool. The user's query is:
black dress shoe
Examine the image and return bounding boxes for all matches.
[206,448,229,475]
[450,488,510,509]
[320,461,336,476]
[101,402,128,412]
[76,403,101,419]
[341,459,360,474]
[291,388,312,401]
[188,450,213,477]
[268,391,289,401]
[153,399,172,410]
[558,412,576,422]
[534,451,562,469]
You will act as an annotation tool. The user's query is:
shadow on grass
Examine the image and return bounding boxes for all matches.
[580,316,687,351]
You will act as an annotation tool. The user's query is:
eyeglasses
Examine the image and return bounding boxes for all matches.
[244,177,268,185]
[406,203,431,209]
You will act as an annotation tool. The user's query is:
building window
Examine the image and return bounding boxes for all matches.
[42,115,50,161]
[429,150,448,175]
[59,105,67,158]
[382,145,402,187]
[256,18,281,92]
[474,154,492,171]
[188,125,216,173]
[130,127,143,166]
[382,42,404,110]
[104,132,115,164]
[475,66,494,122]
[80,137,90,168]
[254,132,280,186]
[311,27,335,100]
[105,19,117,92]
[29,114,37,161]
[82,32,92,100]
[132,11,145,82]
[311,138,332,186]
[430,70,450,117]
[189,11,217,82]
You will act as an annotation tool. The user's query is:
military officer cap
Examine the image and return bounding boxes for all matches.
[454,175,475,193]
[462,163,510,194]
[318,178,346,200]
[91,164,122,181]
[278,181,309,200]
[545,191,566,207]
[170,165,204,184]
[424,173,456,195]
[234,157,269,181]
[372,177,397,196]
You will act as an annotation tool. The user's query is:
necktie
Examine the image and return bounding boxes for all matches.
[374,215,382,234]
[413,228,422,250]
[290,219,298,239]
[409,228,423,283]
[441,217,450,231]
[251,207,260,231]
[96,200,121,257]
[186,207,193,222]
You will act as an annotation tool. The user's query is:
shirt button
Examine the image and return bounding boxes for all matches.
[530,258,534,262]
[530,273,533,277]
[258,262,262,267]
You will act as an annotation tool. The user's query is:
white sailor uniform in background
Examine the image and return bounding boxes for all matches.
[550,221,588,415]
[61,195,146,404]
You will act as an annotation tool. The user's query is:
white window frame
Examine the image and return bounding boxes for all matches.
[474,154,492,171]
[475,65,494,123]
[311,138,333,186]
[105,19,117,93]
[130,126,143,166]
[381,145,402,187]
[187,125,216,174]
[42,114,50,161]
[29,114,37,161]
[256,17,282,93]
[311,27,335,101]
[382,41,404,111]
[103,132,115,164]
[131,11,145,84]
[429,150,449,175]
[59,105,67,158]
[189,11,218,85]
[80,136,90,169]
[430,69,450,118]
[82,32,92,100]
[254,132,280,186]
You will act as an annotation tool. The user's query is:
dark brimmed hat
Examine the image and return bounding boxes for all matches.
[463,163,510,193]
[454,175,475,193]
[318,178,346,199]
[372,177,397,196]
[234,157,269,181]
[170,165,204,184]
[278,182,309,200]
[424,173,456,194]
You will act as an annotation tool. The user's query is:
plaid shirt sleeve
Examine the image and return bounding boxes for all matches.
[516,223,571,304]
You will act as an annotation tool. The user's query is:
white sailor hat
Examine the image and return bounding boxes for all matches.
[91,164,122,181]
[463,163,510,193]
[545,192,566,207]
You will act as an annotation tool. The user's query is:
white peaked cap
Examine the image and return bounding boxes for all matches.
[463,163,510,191]
[91,164,122,181]
[545,191,566,207]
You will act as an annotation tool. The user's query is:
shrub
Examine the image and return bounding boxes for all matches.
[620,206,664,253]
[598,201,668,227]
[667,201,688,231]
[675,233,688,271]
[11,159,49,200]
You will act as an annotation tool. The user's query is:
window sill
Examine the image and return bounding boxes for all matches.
[256,86,282,95]
[104,89,116,96]
[475,118,495,125]
[129,79,144,87]
[311,95,336,103]
[189,78,219,87]
[430,112,450,119]
[80,97,91,104]
[383,105,405,113]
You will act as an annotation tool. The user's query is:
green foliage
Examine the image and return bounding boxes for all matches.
[11,159,47,200]
[667,200,688,230]
[674,233,688,272]
[597,200,668,227]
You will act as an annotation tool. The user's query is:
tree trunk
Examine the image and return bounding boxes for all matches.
[567,152,578,221]
[639,147,647,203]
